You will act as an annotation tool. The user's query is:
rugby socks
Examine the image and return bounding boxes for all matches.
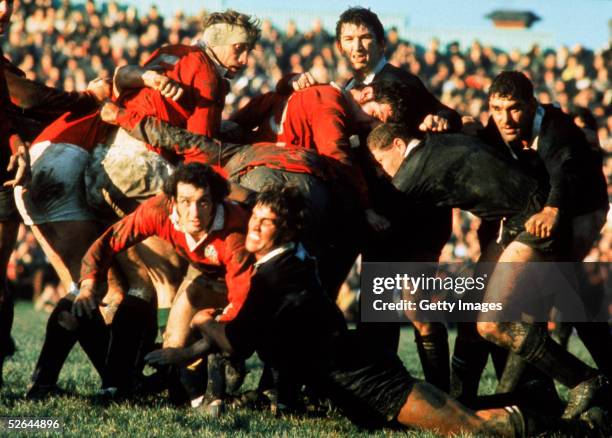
[0,291,14,387]
[0,292,14,358]
[496,352,526,393]
[105,295,156,391]
[206,353,226,400]
[30,297,78,388]
[450,336,489,403]
[157,307,170,338]
[515,323,596,388]
[415,325,450,392]
[575,322,612,380]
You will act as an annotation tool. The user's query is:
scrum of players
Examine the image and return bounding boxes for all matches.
[1,2,611,436]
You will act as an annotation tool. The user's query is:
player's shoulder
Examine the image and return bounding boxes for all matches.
[142,193,174,216]
[376,63,425,88]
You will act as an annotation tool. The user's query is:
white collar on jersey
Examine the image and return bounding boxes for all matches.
[345,56,388,90]
[404,138,422,158]
[254,242,308,268]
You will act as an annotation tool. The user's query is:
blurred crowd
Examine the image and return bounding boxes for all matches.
[3,0,611,305]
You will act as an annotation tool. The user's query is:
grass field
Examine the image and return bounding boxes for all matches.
[0,301,594,437]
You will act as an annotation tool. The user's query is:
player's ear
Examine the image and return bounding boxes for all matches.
[335,39,343,54]
[360,86,374,102]
[392,137,407,154]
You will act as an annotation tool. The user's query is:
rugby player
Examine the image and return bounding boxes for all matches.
[367,119,611,419]
[145,186,606,436]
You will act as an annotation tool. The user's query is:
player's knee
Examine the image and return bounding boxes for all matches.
[476,321,501,343]
[190,311,208,329]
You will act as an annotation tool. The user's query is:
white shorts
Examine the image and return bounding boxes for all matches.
[14,141,97,226]
[85,128,174,219]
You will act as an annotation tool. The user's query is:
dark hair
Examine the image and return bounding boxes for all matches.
[367,123,413,151]
[202,9,261,49]
[369,79,421,136]
[489,71,534,102]
[255,185,309,245]
[336,7,385,44]
[163,162,229,203]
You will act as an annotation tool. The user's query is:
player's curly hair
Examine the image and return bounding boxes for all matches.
[336,7,385,44]
[164,162,229,204]
[202,9,261,49]
[255,185,310,245]
[369,79,421,137]
[489,71,534,102]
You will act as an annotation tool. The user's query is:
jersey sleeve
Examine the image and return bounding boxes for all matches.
[217,232,253,322]
[80,195,168,284]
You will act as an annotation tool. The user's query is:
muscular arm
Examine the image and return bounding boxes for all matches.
[79,195,169,285]
[4,68,99,117]
[102,102,245,165]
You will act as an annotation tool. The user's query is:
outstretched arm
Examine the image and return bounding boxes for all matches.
[145,337,215,367]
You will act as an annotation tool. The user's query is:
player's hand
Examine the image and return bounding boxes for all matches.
[142,70,184,101]
[72,280,103,318]
[525,206,559,238]
[86,77,112,103]
[419,114,450,132]
[100,101,125,125]
[4,141,31,188]
[290,72,318,91]
[461,116,483,136]
[365,209,391,232]
[145,347,192,367]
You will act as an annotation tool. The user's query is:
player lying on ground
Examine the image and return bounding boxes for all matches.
[145,186,608,437]
[366,119,611,420]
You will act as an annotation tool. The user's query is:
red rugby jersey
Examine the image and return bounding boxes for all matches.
[80,195,252,321]
[34,45,227,161]
[230,85,369,205]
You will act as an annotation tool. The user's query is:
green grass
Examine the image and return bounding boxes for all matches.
[0,302,594,437]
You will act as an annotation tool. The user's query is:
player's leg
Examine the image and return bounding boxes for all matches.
[0,219,19,387]
[413,321,450,392]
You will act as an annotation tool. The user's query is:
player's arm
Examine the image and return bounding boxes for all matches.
[4,66,104,116]
[113,65,183,101]
[75,196,165,317]
[144,336,216,367]
[100,101,245,165]
[0,65,30,187]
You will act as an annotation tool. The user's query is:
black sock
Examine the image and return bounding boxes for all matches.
[105,295,156,390]
[206,353,226,400]
[0,292,14,358]
[497,352,527,393]
[450,335,489,402]
[77,308,110,386]
[516,324,596,388]
[415,326,450,392]
[31,297,78,387]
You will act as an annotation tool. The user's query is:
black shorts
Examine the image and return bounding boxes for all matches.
[0,187,19,223]
[316,331,415,428]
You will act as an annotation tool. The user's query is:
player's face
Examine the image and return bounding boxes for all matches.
[246,204,278,260]
[337,23,384,74]
[370,140,406,177]
[360,100,393,123]
[0,0,13,35]
[214,42,250,78]
[175,183,215,240]
[489,94,535,145]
